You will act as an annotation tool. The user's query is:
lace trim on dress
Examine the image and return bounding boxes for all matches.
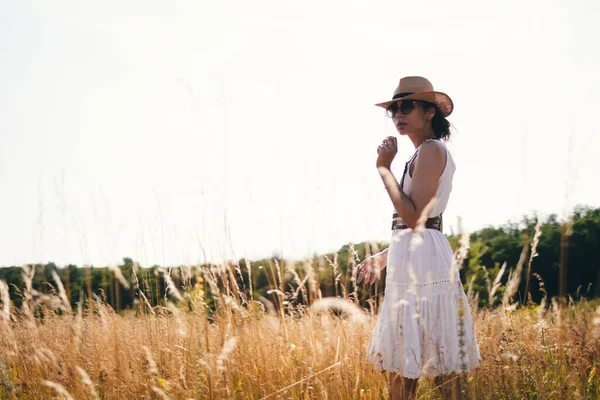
[385,278,463,297]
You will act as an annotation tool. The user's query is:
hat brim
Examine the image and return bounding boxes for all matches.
[375,91,454,117]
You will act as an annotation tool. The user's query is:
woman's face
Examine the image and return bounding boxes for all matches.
[387,100,433,136]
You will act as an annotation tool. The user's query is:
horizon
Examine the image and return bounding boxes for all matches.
[0,202,593,268]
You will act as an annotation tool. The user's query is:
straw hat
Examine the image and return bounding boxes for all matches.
[375,76,453,117]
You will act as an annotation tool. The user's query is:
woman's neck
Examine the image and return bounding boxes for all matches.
[409,130,436,149]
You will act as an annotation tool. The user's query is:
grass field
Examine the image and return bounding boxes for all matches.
[1,241,600,399]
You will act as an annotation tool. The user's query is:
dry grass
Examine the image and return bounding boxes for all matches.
[1,249,600,399]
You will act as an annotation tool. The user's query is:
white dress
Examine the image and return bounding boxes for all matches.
[366,140,481,378]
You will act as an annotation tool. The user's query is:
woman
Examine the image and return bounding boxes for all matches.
[356,77,480,399]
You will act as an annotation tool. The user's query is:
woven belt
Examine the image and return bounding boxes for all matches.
[392,213,443,231]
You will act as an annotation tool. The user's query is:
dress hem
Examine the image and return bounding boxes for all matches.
[367,359,482,379]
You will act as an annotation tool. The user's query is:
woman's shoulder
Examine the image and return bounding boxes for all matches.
[420,138,446,150]
[417,139,446,159]
[412,139,449,176]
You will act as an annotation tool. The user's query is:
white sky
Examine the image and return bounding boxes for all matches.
[1,0,599,267]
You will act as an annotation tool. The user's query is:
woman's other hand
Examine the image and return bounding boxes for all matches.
[355,252,386,285]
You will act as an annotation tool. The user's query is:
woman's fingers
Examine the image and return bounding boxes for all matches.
[356,260,369,284]
[383,136,397,152]
[357,258,383,285]
[364,266,376,286]
[378,143,390,154]
[378,137,396,153]
[363,268,372,284]
[369,269,378,285]
[356,262,366,283]
[389,136,397,152]
[364,266,379,286]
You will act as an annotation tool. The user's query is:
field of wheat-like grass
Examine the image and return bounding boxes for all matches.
[1,231,600,399]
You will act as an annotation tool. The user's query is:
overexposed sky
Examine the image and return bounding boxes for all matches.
[1,0,599,267]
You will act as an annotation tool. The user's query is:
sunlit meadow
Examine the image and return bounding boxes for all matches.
[1,224,600,400]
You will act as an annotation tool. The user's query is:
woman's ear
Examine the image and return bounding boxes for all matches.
[425,106,435,121]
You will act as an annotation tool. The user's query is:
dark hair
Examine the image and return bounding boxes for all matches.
[418,101,451,141]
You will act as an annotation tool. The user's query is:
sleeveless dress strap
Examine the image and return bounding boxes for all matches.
[399,138,441,190]
[399,150,420,191]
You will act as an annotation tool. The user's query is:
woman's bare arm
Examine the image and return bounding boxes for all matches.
[378,141,446,228]
[378,168,419,227]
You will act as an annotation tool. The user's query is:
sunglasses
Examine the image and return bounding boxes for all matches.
[385,100,418,118]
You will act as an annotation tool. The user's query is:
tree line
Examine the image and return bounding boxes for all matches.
[0,205,598,311]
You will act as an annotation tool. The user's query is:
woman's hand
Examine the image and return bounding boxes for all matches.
[355,251,387,285]
[376,136,397,169]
